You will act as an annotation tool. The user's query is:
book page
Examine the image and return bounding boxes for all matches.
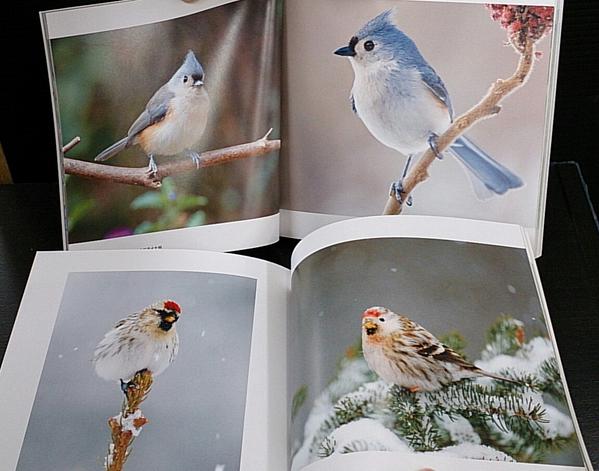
[282,0,562,257]
[287,216,591,470]
[41,0,281,251]
[0,250,288,471]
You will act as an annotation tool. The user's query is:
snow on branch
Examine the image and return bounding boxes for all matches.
[104,370,153,471]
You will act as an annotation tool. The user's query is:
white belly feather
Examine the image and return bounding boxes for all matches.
[145,88,209,156]
[351,66,450,156]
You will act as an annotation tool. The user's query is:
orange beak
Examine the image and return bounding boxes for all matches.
[363,320,378,335]
[163,315,177,324]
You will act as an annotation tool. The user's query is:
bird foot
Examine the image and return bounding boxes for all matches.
[120,379,133,394]
[186,150,201,169]
[146,155,158,176]
[407,385,421,393]
[428,133,443,160]
[390,181,413,207]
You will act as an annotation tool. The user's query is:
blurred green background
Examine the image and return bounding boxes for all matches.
[52,0,280,243]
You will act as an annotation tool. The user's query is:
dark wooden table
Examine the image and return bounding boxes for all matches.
[1,162,598,468]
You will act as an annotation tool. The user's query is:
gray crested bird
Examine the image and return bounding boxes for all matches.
[94,50,210,175]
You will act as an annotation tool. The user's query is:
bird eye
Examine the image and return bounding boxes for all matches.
[379,317,385,322]
[364,40,375,51]
[183,75,189,83]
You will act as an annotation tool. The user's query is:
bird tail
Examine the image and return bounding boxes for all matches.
[448,136,523,199]
[94,137,128,162]
[480,369,522,386]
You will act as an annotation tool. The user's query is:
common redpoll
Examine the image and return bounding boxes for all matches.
[361,306,517,392]
[93,300,181,389]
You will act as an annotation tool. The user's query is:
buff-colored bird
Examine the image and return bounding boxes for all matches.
[93,300,181,390]
[361,306,517,392]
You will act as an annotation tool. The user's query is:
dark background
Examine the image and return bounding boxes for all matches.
[0,1,598,469]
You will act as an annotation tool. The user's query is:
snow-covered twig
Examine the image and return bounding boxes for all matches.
[105,370,153,471]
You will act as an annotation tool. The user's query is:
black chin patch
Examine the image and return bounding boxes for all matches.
[366,327,377,336]
[159,321,174,332]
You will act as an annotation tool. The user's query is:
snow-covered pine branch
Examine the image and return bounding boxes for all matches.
[292,315,577,469]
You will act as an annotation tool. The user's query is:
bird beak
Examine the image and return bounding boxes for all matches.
[193,79,204,87]
[163,314,177,324]
[363,320,378,336]
[334,45,356,57]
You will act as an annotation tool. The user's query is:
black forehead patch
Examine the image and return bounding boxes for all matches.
[349,36,359,50]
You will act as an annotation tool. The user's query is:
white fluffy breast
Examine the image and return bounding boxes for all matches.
[93,328,179,382]
[350,63,451,156]
[143,88,210,156]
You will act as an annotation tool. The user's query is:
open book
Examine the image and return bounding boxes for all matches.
[0,217,592,470]
[40,0,562,256]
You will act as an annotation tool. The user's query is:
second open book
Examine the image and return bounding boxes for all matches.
[0,217,592,470]
[41,0,562,256]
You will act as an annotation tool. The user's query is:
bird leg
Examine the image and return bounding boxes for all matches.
[428,133,443,160]
[146,154,158,176]
[390,154,414,206]
[186,149,201,169]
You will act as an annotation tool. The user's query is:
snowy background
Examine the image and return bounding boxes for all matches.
[16,271,256,471]
[288,238,583,466]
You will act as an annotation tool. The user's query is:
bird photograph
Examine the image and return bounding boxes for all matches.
[361,306,518,392]
[334,9,523,205]
[94,51,209,176]
[50,0,280,244]
[14,270,257,471]
[93,299,182,392]
[288,236,581,467]
[283,1,556,228]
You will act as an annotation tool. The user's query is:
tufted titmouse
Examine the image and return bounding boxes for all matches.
[94,50,210,175]
[334,10,523,203]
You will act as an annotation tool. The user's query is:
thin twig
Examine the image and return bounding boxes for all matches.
[382,38,535,215]
[64,132,280,189]
[62,136,81,154]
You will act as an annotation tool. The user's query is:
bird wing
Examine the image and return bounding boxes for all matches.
[418,343,474,368]
[126,86,174,143]
[390,319,476,370]
[420,66,454,120]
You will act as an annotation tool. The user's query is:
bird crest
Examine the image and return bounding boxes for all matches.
[173,50,204,81]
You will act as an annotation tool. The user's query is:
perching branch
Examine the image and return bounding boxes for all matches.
[63,130,280,189]
[382,38,535,215]
[105,370,153,471]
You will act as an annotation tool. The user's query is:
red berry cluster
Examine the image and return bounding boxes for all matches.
[486,4,554,52]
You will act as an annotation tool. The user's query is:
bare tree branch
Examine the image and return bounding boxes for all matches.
[64,130,280,189]
[382,39,535,215]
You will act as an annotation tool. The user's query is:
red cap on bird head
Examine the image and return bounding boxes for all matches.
[164,300,181,313]
[362,307,386,319]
